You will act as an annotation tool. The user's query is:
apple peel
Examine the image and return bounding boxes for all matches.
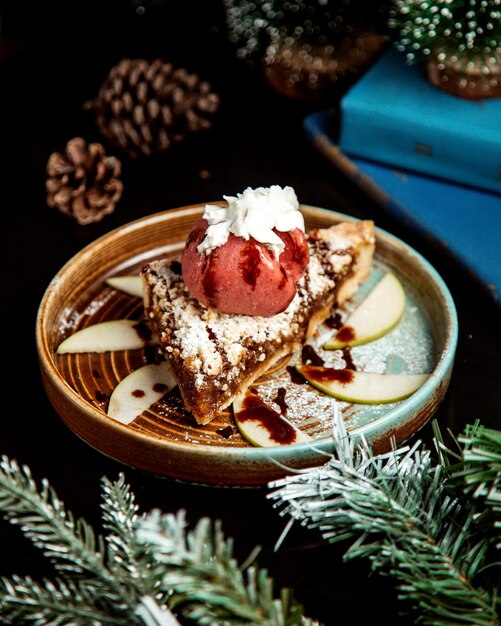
[233,389,311,447]
[324,272,406,350]
[296,365,430,404]
[107,362,177,425]
[105,275,143,299]
[56,319,155,354]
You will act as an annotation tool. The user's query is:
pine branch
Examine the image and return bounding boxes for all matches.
[432,420,501,549]
[0,456,103,577]
[1,414,499,626]
[0,575,125,625]
[0,457,143,622]
[100,474,162,599]
[456,423,501,549]
[459,424,501,501]
[0,457,316,625]
[135,509,317,626]
[269,408,500,625]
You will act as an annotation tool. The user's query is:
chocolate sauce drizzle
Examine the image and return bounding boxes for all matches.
[324,313,357,370]
[300,365,355,385]
[237,392,298,445]
[132,320,153,342]
[274,387,288,416]
[301,344,324,366]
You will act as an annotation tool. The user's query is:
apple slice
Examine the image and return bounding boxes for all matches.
[296,365,429,404]
[233,389,311,447]
[105,275,143,299]
[107,362,177,424]
[324,272,406,349]
[56,319,156,354]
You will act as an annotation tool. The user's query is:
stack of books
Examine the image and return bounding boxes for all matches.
[304,48,501,305]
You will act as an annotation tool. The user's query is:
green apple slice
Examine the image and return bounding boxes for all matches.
[324,272,406,349]
[233,389,311,447]
[296,365,429,404]
[107,362,177,425]
[56,319,155,354]
[105,275,143,299]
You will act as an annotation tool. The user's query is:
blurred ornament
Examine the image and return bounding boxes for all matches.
[263,31,385,102]
[223,0,389,102]
[46,138,123,225]
[85,59,220,159]
[427,48,501,100]
[389,0,501,99]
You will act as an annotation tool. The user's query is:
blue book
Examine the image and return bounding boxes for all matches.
[339,48,501,195]
[304,110,501,306]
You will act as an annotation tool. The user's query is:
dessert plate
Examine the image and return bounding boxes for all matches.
[36,204,458,486]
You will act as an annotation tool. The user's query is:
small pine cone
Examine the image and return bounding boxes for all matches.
[46,138,123,225]
[85,58,220,158]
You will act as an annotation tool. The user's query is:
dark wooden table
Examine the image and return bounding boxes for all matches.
[1,2,500,624]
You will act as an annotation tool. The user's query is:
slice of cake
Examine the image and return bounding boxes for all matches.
[142,218,375,425]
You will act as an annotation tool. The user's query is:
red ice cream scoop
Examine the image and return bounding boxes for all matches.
[181,218,309,316]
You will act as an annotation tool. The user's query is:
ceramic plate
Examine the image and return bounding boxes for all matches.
[36,204,458,486]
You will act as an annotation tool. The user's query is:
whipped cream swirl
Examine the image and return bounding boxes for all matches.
[197,185,305,257]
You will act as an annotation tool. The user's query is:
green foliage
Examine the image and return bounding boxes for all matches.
[388,0,501,62]
[457,423,501,548]
[269,409,501,625]
[0,457,314,626]
[135,510,315,625]
[0,459,156,624]
[0,413,500,624]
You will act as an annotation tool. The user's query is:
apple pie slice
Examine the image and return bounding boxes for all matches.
[141,220,375,425]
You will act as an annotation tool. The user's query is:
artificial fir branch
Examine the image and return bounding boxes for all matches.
[0,458,148,624]
[0,457,315,625]
[137,511,314,626]
[100,474,162,598]
[459,423,501,502]
[431,420,501,550]
[0,415,500,624]
[0,457,106,581]
[269,408,500,625]
[455,423,501,549]
[134,509,315,626]
[0,575,126,626]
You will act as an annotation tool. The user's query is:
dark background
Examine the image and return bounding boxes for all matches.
[0,1,500,624]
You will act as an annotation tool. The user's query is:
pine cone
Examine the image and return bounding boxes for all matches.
[46,137,123,225]
[86,58,220,159]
